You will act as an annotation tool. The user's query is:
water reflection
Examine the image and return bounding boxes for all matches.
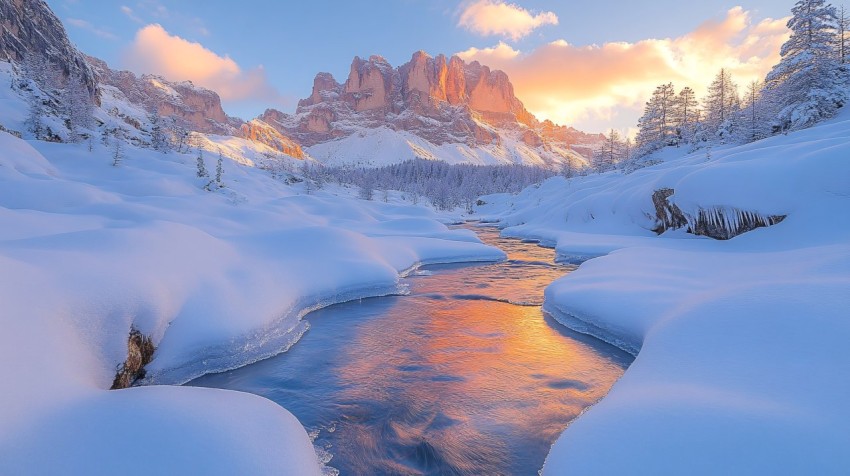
[189,225,632,475]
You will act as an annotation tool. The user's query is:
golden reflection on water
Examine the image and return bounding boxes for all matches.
[326,227,629,474]
[190,226,630,475]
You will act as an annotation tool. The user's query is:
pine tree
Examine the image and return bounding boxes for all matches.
[358,173,375,201]
[149,112,168,152]
[836,5,850,64]
[100,127,111,147]
[65,74,93,143]
[196,149,208,178]
[173,121,189,152]
[674,87,700,145]
[594,128,624,172]
[703,68,741,142]
[112,140,124,167]
[764,0,846,130]
[215,150,224,188]
[636,83,677,155]
[25,93,43,139]
[739,80,772,142]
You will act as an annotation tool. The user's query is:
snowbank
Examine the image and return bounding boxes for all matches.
[480,113,850,473]
[0,130,503,474]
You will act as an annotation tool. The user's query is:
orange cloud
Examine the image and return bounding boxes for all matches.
[124,24,281,105]
[458,0,558,41]
[458,7,790,133]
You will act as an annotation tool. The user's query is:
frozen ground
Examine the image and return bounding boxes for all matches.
[478,111,850,474]
[0,129,503,474]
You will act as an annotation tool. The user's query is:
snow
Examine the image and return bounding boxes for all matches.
[306,126,567,168]
[0,123,503,474]
[479,110,850,473]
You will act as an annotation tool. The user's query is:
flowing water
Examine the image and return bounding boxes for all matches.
[189,225,632,475]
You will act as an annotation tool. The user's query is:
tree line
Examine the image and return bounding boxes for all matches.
[594,0,849,170]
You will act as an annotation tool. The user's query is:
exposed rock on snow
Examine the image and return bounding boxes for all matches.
[651,188,688,234]
[652,188,786,239]
[110,328,155,390]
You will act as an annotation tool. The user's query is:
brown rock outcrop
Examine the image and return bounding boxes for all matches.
[256,50,604,163]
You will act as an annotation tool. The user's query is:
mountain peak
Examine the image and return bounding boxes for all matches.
[254,51,602,166]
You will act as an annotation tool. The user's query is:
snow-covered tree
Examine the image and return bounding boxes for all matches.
[149,112,168,152]
[25,94,44,139]
[196,148,208,178]
[702,68,741,142]
[215,151,224,188]
[839,5,849,63]
[358,174,375,201]
[739,80,772,142]
[764,0,847,130]
[593,129,625,172]
[636,83,677,154]
[64,74,93,143]
[112,139,124,167]
[172,121,190,153]
[674,87,700,145]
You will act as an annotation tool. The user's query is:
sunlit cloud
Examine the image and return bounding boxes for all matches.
[458,7,790,133]
[458,0,558,41]
[123,24,283,105]
[65,18,117,40]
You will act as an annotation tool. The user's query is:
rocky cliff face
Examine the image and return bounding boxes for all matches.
[87,56,237,135]
[240,119,304,159]
[0,0,97,96]
[86,57,306,157]
[259,51,602,165]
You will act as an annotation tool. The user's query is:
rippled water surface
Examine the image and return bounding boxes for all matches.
[189,225,632,475]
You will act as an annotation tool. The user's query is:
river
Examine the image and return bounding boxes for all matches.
[188,225,632,475]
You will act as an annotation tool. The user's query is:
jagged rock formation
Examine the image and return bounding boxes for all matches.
[110,328,155,390]
[258,51,602,166]
[86,57,307,158]
[652,188,786,239]
[0,0,97,96]
[86,56,238,135]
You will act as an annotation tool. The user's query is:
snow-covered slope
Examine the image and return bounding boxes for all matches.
[306,126,586,168]
[0,129,504,474]
[478,111,850,474]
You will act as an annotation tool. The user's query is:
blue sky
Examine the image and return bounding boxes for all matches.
[51,0,794,133]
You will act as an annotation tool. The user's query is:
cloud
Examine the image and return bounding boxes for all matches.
[458,0,558,41]
[457,7,790,133]
[124,24,282,105]
[120,6,144,24]
[65,17,117,39]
